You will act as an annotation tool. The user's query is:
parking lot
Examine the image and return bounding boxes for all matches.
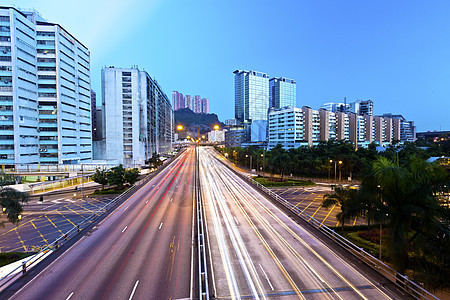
[0,190,115,253]
[269,185,366,227]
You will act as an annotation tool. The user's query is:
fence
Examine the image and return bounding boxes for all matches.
[0,174,152,291]
[247,177,438,300]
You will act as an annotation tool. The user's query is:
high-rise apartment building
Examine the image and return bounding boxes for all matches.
[172,91,184,111]
[234,69,269,123]
[201,98,209,114]
[0,7,92,165]
[185,95,192,111]
[97,67,173,165]
[35,18,92,164]
[381,114,416,142]
[192,95,201,113]
[0,8,39,165]
[269,77,296,109]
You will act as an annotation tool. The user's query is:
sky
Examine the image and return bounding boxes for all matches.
[7,0,450,132]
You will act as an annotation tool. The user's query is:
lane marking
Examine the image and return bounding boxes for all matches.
[259,264,274,291]
[66,292,74,300]
[159,222,163,230]
[122,226,128,233]
[129,280,139,300]
[233,216,240,226]
[170,198,173,202]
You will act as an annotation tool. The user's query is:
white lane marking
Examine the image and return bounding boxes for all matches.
[66,292,74,300]
[122,226,128,233]
[159,222,163,230]
[152,185,155,187]
[129,280,139,300]
[233,216,240,226]
[259,264,274,291]
[170,198,173,202]
[145,200,148,204]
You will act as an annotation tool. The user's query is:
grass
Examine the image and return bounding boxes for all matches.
[90,187,129,195]
[254,177,317,187]
[0,252,33,268]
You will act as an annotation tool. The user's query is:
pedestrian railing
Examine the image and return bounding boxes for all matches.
[0,174,152,292]
[248,177,438,300]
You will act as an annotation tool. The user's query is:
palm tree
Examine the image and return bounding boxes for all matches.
[367,157,448,275]
[322,185,357,233]
[0,187,29,227]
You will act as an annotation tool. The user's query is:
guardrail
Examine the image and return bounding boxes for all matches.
[248,177,438,300]
[195,146,210,299]
[0,174,152,292]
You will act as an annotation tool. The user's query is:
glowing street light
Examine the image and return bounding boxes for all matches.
[177,125,183,131]
[213,125,219,130]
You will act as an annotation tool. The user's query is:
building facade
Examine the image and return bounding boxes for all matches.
[234,69,269,124]
[0,7,92,165]
[268,106,304,149]
[97,66,173,165]
[172,91,184,111]
[269,77,296,109]
[201,97,209,114]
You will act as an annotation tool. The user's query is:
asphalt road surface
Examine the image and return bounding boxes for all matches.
[200,147,401,299]
[9,147,195,300]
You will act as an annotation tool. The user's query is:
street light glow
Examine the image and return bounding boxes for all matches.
[213,125,219,130]
[177,125,183,131]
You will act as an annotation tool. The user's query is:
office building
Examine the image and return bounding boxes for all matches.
[225,118,240,126]
[321,102,349,113]
[224,125,248,148]
[268,106,304,150]
[269,77,296,109]
[208,129,225,142]
[96,66,173,165]
[0,7,92,165]
[234,69,269,123]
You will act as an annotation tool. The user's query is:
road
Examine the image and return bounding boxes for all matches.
[199,147,401,299]
[9,147,195,300]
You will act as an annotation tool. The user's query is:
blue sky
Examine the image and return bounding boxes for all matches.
[8,0,450,131]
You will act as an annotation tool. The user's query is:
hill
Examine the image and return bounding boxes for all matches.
[174,108,224,135]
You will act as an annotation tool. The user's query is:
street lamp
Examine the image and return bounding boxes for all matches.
[246,154,252,171]
[261,153,265,180]
[378,185,382,260]
[330,160,343,182]
[177,125,183,131]
[213,125,219,130]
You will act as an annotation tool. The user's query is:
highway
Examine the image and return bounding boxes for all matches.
[9,147,196,300]
[199,147,400,299]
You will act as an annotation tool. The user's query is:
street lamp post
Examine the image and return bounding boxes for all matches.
[261,152,265,180]
[246,154,252,171]
[378,185,382,260]
[331,160,343,182]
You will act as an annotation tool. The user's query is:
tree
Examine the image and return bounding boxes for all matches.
[107,164,126,189]
[124,168,140,185]
[0,187,29,227]
[322,185,357,233]
[269,144,290,180]
[363,157,449,275]
[92,168,108,190]
[147,153,163,168]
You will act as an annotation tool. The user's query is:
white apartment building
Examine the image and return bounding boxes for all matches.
[35,19,92,164]
[268,106,305,149]
[268,106,410,150]
[0,7,92,165]
[96,67,173,165]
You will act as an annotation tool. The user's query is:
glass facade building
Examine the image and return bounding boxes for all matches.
[269,77,296,109]
[233,69,269,123]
